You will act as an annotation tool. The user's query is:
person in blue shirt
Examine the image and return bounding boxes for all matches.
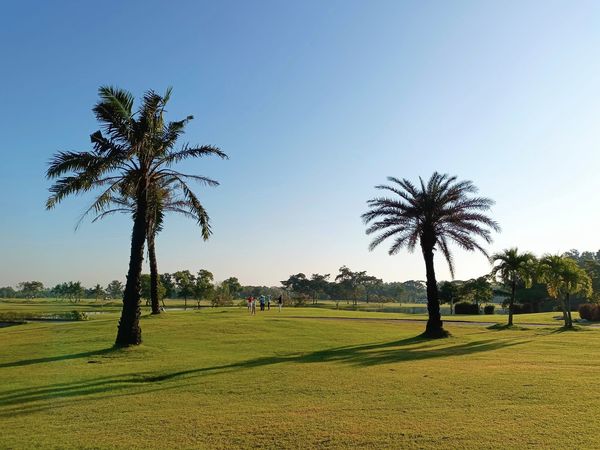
[259,295,265,311]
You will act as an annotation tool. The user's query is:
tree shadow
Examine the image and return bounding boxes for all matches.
[0,347,117,369]
[550,325,586,333]
[0,335,525,417]
[487,324,530,331]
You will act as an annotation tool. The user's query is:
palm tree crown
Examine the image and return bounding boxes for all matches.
[491,248,536,286]
[538,254,591,328]
[362,172,500,277]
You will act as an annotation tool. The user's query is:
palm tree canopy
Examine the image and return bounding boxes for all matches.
[362,172,500,277]
[538,255,592,299]
[86,174,214,241]
[46,86,227,222]
[490,248,537,287]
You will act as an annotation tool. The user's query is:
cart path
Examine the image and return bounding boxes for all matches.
[284,315,600,328]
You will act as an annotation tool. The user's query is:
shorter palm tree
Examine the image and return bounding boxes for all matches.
[490,248,536,326]
[87,176,214,314]
[538,255,591,328]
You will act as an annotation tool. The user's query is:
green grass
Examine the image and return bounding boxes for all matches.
[1,306,599,448]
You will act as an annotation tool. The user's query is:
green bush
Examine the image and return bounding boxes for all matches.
[211,296,233,307]
[512,303,532,314]
[68,311,89,321]
[483,304,495,315]
[294,297,307,307]
[454,302,479,315]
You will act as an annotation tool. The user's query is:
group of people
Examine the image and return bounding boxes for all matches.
[247,294,283,315]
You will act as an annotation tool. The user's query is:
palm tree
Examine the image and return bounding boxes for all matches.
[89,176,214,314]
[538,255,591,328]
[47,86,227,346]
[362,172,499,337]
[490,248,536,326]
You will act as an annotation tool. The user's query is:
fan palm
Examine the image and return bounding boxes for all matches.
[362,172,499,337]
[490,248,536,326]
[47,86,227,346]
[88,175,214,314]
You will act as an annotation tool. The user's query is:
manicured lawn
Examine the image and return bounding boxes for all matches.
[1,307,599,448]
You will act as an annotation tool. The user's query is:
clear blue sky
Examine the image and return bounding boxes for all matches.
[1,0,600,288]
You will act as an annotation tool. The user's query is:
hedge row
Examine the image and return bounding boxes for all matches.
[454,302,479,315]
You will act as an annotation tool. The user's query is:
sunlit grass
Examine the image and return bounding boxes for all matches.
[1,307,599,448]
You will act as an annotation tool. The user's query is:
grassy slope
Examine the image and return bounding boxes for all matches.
[1,308,599,449]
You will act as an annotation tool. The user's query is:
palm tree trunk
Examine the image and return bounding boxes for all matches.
[565,293,573,328]
[115,189,147,347]
[421,240,446,338]
[559,298,568,326]
[508,279,516,326]
[148,232,160,315]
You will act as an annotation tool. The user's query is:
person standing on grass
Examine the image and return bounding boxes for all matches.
[247,296,253,312]
[267,295,271,311]
[259,295,265,311]
[251,296,257,315]
[278,295,283,312]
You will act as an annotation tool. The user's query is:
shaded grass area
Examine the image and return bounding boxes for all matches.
[1,308,600,448]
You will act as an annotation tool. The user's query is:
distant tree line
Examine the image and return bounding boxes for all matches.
[3,249,598,327]
[280,266,417,306]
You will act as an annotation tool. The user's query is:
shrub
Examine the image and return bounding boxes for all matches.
[454,302,479,315]
[483,304,495,315]
[512,303,532,314]
[211,295,233,307]
[579,303,600,321]
[68,311,89,321]
[294,297,307,307]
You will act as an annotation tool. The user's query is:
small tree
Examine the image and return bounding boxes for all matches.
[491,248,536,326]
[18,281,44,299]
[281,273,311,300]
[92,284,105,301]
[194,270,215,308]
[460,276,493,311]
[106,280,124,300]
[335,266,361,307]
[173,270,195,309]
[141,274,166,307]
[212,282,233,307]
[438,281,461,314]
[160,273,175,299]
[309,273,331,304]
[222,277,242,298]
[538,255,592,328]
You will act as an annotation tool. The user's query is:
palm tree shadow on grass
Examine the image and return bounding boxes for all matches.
[0,335,526,417]
[0,347,118,369]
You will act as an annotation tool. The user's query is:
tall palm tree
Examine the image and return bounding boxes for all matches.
[362,172,499,337]
[47,86,227,346]
[538,255,591,328]
[88,176,214,314]
[490,248,536,326]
